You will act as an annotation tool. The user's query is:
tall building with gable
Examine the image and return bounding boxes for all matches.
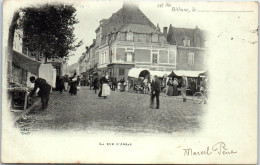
[167,25,209,71]
[91,2,177,80]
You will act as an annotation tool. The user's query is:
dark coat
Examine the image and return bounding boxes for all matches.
[151,79,161,92]
[30,78,51,97]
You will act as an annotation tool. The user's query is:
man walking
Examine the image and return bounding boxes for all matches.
[29,76,52,110]
[150,75,160,109]
[181,75,188,102]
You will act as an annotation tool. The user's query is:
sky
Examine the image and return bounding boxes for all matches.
[68,1,209,65]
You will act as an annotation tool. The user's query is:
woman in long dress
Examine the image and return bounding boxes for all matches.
[69,73,77,96]
[166,79,174,96]
[190,78,197,96]
[101,75,110,99]
[172,78,179,96]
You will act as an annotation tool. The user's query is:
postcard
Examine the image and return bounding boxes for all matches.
[1,0,258,164]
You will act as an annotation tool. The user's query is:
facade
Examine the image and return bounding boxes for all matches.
[167,25,209,71]
[12,28,69,88]
[87,3,177,80]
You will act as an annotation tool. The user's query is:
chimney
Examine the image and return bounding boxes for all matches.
[123,1,139,9]
[163,27,168,36]
[156,23,161,32]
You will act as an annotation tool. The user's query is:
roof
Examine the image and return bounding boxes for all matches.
[167,25,208,47]
[119,24,160,34]
[98,2,159,37]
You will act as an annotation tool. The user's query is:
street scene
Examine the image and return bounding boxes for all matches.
[14,87,206,134]
[6,1,209,135]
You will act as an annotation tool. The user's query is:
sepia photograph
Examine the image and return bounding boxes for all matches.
[1,0,258,164]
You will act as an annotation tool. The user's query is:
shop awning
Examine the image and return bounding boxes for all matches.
[12,50,41,76]
[128,68,149,78]
[128,68,171,78]
[150,70,171,78]
[167,71,178,77]
[199,71,208,77]
[173,70,205,77]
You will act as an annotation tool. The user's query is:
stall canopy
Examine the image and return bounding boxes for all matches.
[150,70,171,78]
[128,68,171,78]
[199,71,208,77]
[167,71,178,77]
[12,50,41,76]
[128,68,149,78]
[168,70,206,77]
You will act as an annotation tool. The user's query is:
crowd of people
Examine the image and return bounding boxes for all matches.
[29,72,208,110]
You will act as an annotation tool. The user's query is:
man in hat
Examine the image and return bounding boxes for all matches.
[29,76,52,109]
[150,75,161,109]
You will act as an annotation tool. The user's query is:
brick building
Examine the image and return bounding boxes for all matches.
[167,25,209,71]
[88,2,177,80]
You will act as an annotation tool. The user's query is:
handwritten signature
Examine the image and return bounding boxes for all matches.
[183,142,237,156]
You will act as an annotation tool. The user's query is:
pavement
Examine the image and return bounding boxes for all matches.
[14,86,206,134]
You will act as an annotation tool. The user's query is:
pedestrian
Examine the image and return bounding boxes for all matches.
[190,78,196,96]
[172,78,179,96]
[150,75,160,109]
[112,77,118,91]
[64,75,69,92]
[166,78,174,96]
[29,76,52,110]
[101,75,111,98]
[201,76,209,104]
[109,77,113,89]
[59,76,65,94]
[197,76,202,92]
[119,78,125,92]
[69,73,78,96]
[98,75,110,98]
[93,76,99,94]
[143,78,149,94]
[180,75,188,102]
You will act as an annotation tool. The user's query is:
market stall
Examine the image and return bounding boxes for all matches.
[8,82,33,111]
[128,68,170,93]
[167,70,206,96]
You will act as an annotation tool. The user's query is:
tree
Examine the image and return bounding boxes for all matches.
[18,4,83,62]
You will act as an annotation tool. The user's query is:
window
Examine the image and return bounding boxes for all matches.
[152,34,159,42]
[183,38,191,47]
[126,32,133,41]
[188,53,194,65]
[119,68,125,76]
[152,53,158,64]
[125,48,134,62]
[125,52,133,62]
[168,51,176,64]
[104,52,106,63]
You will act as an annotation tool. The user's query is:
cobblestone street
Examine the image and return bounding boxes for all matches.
[15,87,206,134]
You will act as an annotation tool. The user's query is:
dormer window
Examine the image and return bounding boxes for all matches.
[183,37,191,47]
[152,33,159,42]
[126,31,133,41]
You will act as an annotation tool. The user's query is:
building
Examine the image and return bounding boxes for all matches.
[11,27,69,88]
[167,24,209,71]
[88,2,177,80]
